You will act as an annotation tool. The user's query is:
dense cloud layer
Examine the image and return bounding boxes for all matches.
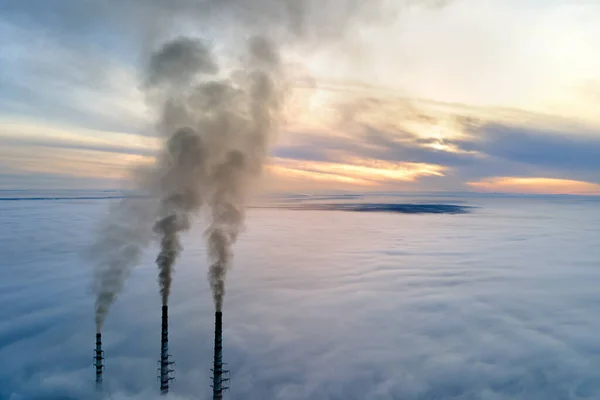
[2,196,600,399]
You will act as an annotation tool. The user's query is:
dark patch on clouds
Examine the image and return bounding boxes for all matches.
[277,202,471,214]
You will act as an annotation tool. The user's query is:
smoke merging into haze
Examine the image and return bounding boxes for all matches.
[91,0,453,329]
[92,35,283,326]
[149,36,283,311]
[153,128,204,306]
[91,196,159,331]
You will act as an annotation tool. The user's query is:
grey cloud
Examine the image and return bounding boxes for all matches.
[458,123,600,175]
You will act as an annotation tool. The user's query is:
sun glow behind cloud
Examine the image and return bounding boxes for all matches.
[269,157,445,187]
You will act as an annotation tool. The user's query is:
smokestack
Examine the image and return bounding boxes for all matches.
[159,305,175,394]
[211,311,229,400]
[94,333,104,386]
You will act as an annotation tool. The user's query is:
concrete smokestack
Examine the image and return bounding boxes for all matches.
[159,305,174,394]
[94,333,104,387]
[211,311,229,399]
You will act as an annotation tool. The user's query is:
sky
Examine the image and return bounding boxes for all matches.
[1,0,600,195]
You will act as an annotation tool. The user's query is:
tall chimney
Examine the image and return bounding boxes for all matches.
[211,311,229,400]
[159,305,174,394]
[94,333,104,387]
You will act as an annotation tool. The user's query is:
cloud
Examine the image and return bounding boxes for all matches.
[0,119,161,188]
[270,96,600,192]
[467,177,600,195]
[457,123,600,179]
[0,0,461,191]
[1,0,599,193]
[0,142,153,187]
[269,157,445,188]
[2,196,600,399]
[2,87,599,193]
[0,119,158,156]
[0,21,148,134]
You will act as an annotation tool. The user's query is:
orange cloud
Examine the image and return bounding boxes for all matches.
[468,177,600,195]
[269,157,445,188]
[268,164,375,186]
[0,145,154,181]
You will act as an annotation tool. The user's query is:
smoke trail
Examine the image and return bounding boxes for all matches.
[206,152,246,312]
[146,35,283,311]
[91,194,159,331]
[90,39,214,328]
[155,213,182,306]
[153,128,204,306]
[206,37,283,311]
[90,33,282,326]
[90,0,453,327]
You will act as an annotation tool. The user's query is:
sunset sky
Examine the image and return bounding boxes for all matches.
[1,0,599,194]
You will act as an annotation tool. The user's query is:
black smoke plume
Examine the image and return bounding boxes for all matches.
[90,0,453,329]
[147,36,283,311]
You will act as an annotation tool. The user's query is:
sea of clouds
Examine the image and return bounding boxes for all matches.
[1,193,600,399]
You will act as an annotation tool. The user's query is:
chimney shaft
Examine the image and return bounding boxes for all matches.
[94,333,104,386]
[159,305,173,394]
[212,311,227,400]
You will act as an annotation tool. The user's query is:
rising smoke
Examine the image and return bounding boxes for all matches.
[91,35,283,325]
[153,128,204,306]
[90,0,452,329]
[91,195,159,331]
[149,35,283,311]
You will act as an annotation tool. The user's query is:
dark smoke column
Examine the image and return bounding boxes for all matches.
[202,36,283,399]
[211,311,229,400]
[152,129,204,394]
[143,35,284,399]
